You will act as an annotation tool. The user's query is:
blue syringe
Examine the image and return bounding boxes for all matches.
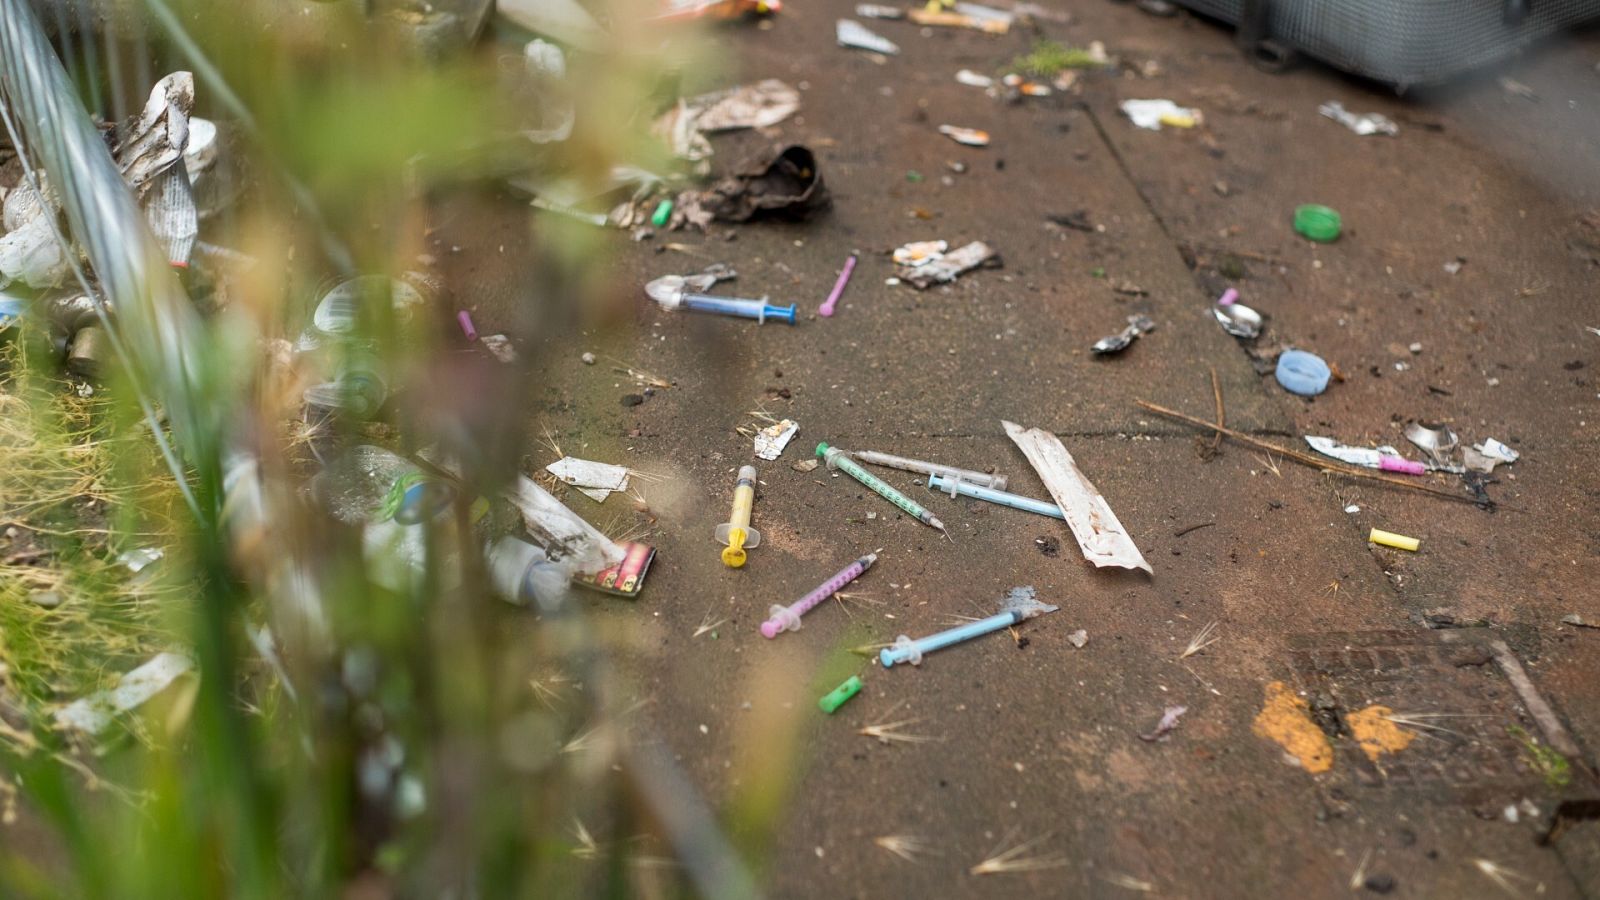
[647,277,797,325]
[927,473,1063,520]
[880,587,1058,668]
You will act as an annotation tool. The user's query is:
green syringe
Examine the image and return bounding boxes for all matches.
[816,442,948,537]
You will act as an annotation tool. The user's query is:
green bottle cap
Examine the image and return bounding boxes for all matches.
[1294,204,1342,243]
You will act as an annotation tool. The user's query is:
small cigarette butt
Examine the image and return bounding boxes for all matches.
[1369,528,1420,551]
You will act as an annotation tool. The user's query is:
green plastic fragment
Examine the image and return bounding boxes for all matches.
[818,675,863,714]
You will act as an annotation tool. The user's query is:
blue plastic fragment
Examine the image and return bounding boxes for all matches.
[1275,349,1331,397]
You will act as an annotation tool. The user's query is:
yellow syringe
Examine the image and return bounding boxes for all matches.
[715,465,762,567]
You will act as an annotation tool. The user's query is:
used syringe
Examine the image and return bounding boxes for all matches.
[650,282,797,325]
[715,466,762,567]
[880,587,1058,668]
[853,449,1007,492]
[761,552,877,638]
[816,442,947,536]
[927,473,1062,519]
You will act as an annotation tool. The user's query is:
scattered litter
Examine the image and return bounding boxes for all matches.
[1318,101,1398,137]
[938,125,991,147]
[716,465,761,566]
[481,334,517,363]
[1345,504,1361,514]
[754,419,800,459]
[1561,614,1598,629]
[506,475,626,575]
[1403,422,1459,470]
[648,277,797,324]
[0,172,69,289]
[763,553,877,637]
[1091,314,1156,355]
[818,675,864,713]
[573,540,657,598]
[956,69,994,88]
[930,473,1061,520]
[456,310,478,342]
[792,458,820,473]
[1369,528,1420,552]
[881,586,1057,667]
[1293,204,1342,242]
[1003,420,1151,572]
[653,0,781,22]
[859,450,1007,490]
[894,240,1000,289]
[1304,437,1426,475]
[1121,99,1200,131]
[837,19,900,54]
[653,79,801,164]
[855,3,904,18]
[1275,349,1331,397]
[678,144,830,223]
[1067,629,1088,649]
[545,457,631,502]
[1137,705,1187,742]
[117,546,165,574]
[908,4,1012,33]
[1468,438,1519,474]
[818,253,857,317]
[581,351,596,365]
[892,240,948,268]
[1212,289,1262,338]
[818,442,947,534]
[55,652,194,734]
[1444,257,1466,275]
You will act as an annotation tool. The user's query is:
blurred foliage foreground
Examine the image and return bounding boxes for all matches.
[0,0,774,896]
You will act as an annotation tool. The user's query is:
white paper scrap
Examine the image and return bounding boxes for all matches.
[754,419,799,460]
[1120,99,1200,131]
[546,456,631,502]
[837,19,900,55]
[1003,420,1150,573]
[55,652,194,734]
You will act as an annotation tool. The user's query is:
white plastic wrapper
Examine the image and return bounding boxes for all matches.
[1003,420,1151,573]
[55,652,194,734]
[546,456,631,502]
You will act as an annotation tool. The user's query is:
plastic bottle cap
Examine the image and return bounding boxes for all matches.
[1275,349,1331,397]
[1293,204,1342,243]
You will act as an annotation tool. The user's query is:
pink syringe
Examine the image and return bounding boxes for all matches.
[761,553,878,639]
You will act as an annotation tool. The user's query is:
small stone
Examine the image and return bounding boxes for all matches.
[1068,629,1088,649]
[31,591,62,609]
[1363,873,1396,894]
[581,352,596,365]
[621,394,645,407]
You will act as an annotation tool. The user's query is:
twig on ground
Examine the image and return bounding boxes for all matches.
[1137,399,1482,505]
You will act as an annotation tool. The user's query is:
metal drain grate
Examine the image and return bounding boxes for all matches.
[1287,630,1571,798]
